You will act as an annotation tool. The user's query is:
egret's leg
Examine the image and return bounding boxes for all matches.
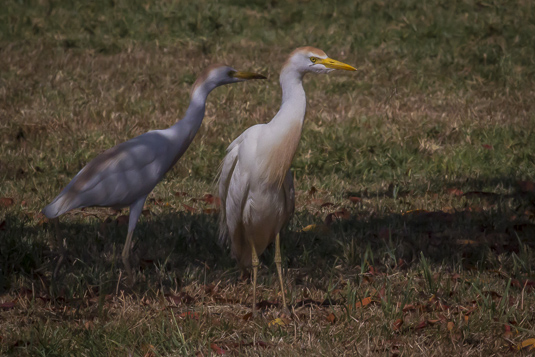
[274,233,288,313]
[122,196,147,286]
[251,243,260,317]
[122,230,135,286]
[52,218,66,278]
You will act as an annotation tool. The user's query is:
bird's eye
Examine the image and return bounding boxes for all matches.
[228,70,236,77]
[310,57,317,64]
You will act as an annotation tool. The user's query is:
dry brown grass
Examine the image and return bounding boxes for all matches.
[2,0,535,355]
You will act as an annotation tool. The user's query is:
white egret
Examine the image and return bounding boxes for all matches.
[218,47,356,315]
[43,64,266,284]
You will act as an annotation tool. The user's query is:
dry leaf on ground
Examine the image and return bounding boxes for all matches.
[210,343,226,355]
[268,318,287,327]
[0,197,15,207]
[518,338,535,351]
[326,313,336,325]
[355,297,373,308]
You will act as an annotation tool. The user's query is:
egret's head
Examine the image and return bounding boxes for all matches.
[285,46,356,75]
[191,64,266,97]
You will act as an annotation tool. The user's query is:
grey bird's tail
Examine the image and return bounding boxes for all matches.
[42,193,74,219]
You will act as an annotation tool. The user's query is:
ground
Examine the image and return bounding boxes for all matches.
[1,0,535,355]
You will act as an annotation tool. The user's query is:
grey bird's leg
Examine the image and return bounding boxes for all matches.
[122,196,147,286]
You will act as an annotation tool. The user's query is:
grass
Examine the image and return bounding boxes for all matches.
[1,0,535,355]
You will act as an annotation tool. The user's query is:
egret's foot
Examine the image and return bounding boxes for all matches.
[122,256,135,287]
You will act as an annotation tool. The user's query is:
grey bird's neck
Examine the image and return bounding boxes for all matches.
[165,81,215,164]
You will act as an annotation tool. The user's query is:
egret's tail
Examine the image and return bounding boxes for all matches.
[42,193,74,219]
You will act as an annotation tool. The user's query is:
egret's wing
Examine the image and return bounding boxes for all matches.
[217,127,255,247]
[43,131,170,217]
[282,169,295,223]
[218,140,241,246]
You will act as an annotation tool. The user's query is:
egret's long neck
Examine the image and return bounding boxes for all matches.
[262,64,307,186]
[167,81,213,164]
[272,65,307,126]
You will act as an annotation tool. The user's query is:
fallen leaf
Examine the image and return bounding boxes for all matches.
[518,338,535,351]
[402,304,418,312]
[201,194,215,204]
[456,239,479,245]
[348,196,361,204]
[242,312,253,321]
[326,313,336,325]
[268,317,286,327]
[301,224,329,233]
[368,265,379,276]
[308,186,317,195]
[174,192,188,197]
[415,320,428,330]
[0,197,14,207]
[504,324,512,338]
[203,208,218,214]
[447,321,454,331]
[355,297,373,308]
[210,343,226,355]
[447,188,464,196]
[334,208,351,220]
[0,301,16,309]
[393,318,403,331]
[178,312,199,320]
[182,204,196,213]
[482,144,493,150]
[325,208,351,225]
[302,224,316,232]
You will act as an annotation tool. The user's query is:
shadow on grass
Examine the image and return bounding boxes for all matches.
[1,185,534,299]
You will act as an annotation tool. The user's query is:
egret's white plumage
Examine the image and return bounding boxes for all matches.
[218,47,356,314]
[43,64,265,283]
